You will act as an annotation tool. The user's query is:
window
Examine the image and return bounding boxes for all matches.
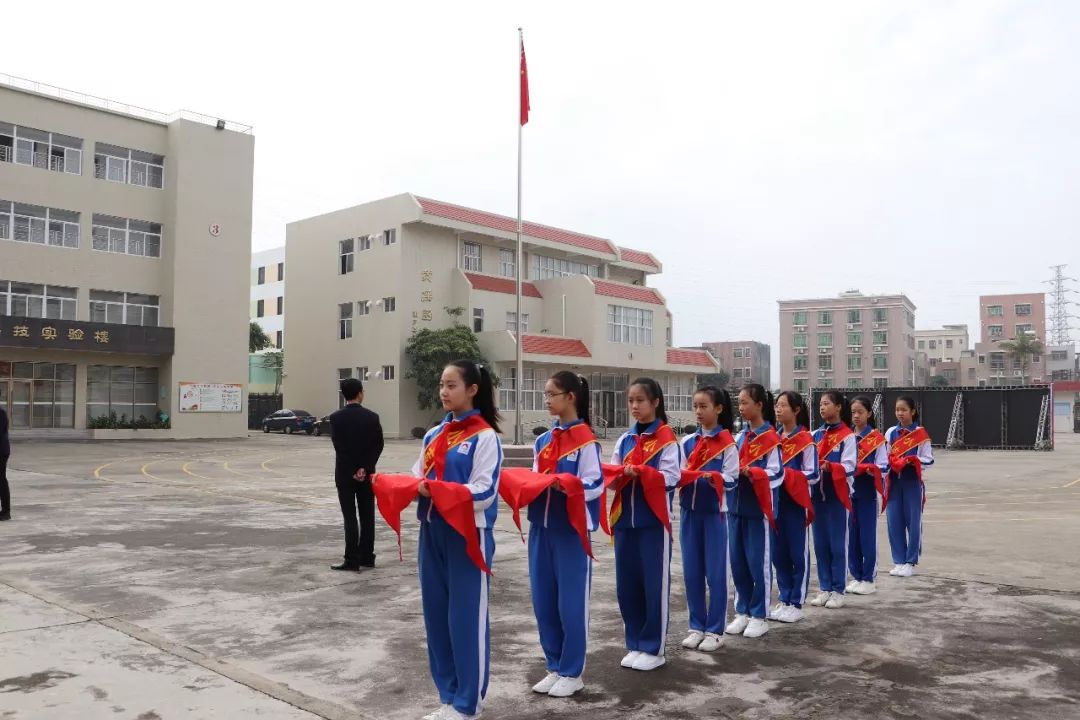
[1015,324,1033,337]
[847,309,861,323]
[848,355,863,371]
[338,302,353,339]
[1032,354,1041,365]
[744,366,751,377]
[357,300,372,316]
[275,330,283,348]
[90,214,161,258]
[744,347,751,357]
[989,325,1004,338]
[848,332,862,347]
[819,355,833,371]
[794,355,807,371]
[339,238,355,275]
[382,296,396,312]
[274,296,282,315]
[874,378,888,389]
[873,354,888,370]
[382,365,396,381]
[0,282,77,320]
[86,365,156,424]
[792,311,807,326]
[978,354,986,364]
[531,253,599,280]
[873,308,887,323]
[848,378,863,388]
[0,200,80,249]
[795,379,808,392]
[94,142,163,188]
[664,374,693,412]
[256,299,265,318]
[506,312,530,333]
[873,331,888,345]
[358,235,372,251]
[818,333,833,347]
[918,340,925,349]
[0,121,83,175]
[500,366,542,411]
[793,333,807,348]
[968,368,976,380]
[462,242,482,271]
[607,305,653,345]
[89,291,160,326]
[277,262,285,281]
[473,308,484,333]
[257,266,266,285]
[928,339,937,350]
[818,311,832,325]
[1051,350,1068,361]
[338,368,353,380]
[733,368,744,379]
[946,339,953,348]
[987,305,1004,317]
[357,366,368,380]
[499,249,516,278]
[1015,303,1032,316]
[734,348,743,358]
[989,353,1005,370]
[383,229,396,246]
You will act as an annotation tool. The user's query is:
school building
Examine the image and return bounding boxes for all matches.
[0,75,253,438]
[283,193,719,438]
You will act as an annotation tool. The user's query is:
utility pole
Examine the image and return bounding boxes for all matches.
[1046,264,1077,346]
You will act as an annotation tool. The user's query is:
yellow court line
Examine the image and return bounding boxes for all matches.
[1062,477,1080,489]
[260,456,288,475]
[181,461,217,482]
[222,459,262,478]
[140,460,171,482]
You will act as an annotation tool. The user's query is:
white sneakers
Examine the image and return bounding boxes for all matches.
[531,672,559,694]
[810,591,831,607]
[743,618,769,638]
[889,564,903,576]
[547,676,584,697]
[631,653,666,671]
[698,633,724,652]
[897,563,915,577]
[851,581,877,595]
[824,592,845,609]
[768,602,786,620]
[423,707,478,720]
[422,706,450,720]
[845,580,861,593]
[777,605,804,623]
[725,614,751,635]
[620,650,642,668]
[681,630,705,649]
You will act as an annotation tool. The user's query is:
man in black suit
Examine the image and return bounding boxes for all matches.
[0,405,10,521]
[329,378,383,570]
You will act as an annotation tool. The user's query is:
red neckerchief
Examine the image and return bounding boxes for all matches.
[817,424,854,512]
[601,423,677,535]
[422,413,491,480]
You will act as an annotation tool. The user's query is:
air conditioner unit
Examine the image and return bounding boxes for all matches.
[1014,370,1023,377]
[850,345,862,352]
[794,325,806,332]
[847,323,854,330]
[873,323,882,329]
[819,347,830,354]
[796,348,806,355]
[874,345,885,352]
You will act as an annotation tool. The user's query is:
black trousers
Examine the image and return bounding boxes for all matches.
[336,479,375,566]
[0,455,9,513]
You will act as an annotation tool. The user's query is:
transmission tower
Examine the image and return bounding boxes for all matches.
[1045,264,1077,346]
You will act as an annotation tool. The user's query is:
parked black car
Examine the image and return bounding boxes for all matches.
[261,409,315,434]
[313,414,332,437]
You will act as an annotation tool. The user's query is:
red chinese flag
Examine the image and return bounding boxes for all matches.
[520,37,530,126]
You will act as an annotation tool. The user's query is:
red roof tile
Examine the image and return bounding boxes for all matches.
[521,334,592,358]
[667,348,717,368]
[416,197,616,256]
[465,272,542,298]
[592,279,664,305]
[619,246,659,268]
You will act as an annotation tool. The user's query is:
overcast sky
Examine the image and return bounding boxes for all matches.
[7,1,1079,378]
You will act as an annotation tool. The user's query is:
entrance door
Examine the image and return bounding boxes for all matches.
[3,380,32,428]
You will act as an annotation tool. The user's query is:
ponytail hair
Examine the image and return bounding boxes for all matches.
[851,394,876,429]
[822,390,852,427]
[550,370,591,427]
[741,383,776,426]
[629,377,668,424]
[447,359,502,433]
[776,390,811,430]
[695,385,734,431]
[897,394,920,423]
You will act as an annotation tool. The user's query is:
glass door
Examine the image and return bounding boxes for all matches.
[5,380,32,428]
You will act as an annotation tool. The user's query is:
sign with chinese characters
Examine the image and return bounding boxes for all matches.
[413,269,435,329]
[178,382,243,413]
[0,316,175,355]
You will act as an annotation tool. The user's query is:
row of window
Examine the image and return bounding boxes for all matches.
[461,242,601,281]
[256,263,285,285]
[731,368,755,379]
[792,308,890,326]
[470,309,530,334]
[0,281,160,326]
[608,305,653,346]
[0,201,163,258]
[918,338,961,350]
[790,378,891,393]
[793,354,891,371]
[986,303,1032,317]
[732,346,753,358]
[987,324,1035,338]
[87,365,160,422]
[338,230,397,274]
[793,331,889,348]
[498,368,693,415]
[255,297,284,318]
[337,297,398,338]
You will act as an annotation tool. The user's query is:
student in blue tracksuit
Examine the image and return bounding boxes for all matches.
[810,391,857,610]
[847,395,889,596]
[678,386,739,653]
[413,360,503,720]
[611,377,682,672]
[725,384,783,640]
[770,391,818,624]
[528,371,603,699]
[885,395,934,578]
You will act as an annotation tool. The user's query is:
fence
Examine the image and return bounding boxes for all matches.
[807,385,1053,450]
[248,393,283,430]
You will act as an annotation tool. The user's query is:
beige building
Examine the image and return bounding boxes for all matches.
[699,340,772,388]
[778,290,917,392]
[915,324,969,369]
[0,76,254,438]
[249,246,285,394]
[284,194,719,438]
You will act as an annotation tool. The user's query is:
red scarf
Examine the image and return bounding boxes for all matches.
[372,474,491,574]
[886,426,931,510]
[817,424,854,512]
[779,429,815,526]
[602,423,677,535]
[738,427,782,530]
[422,414,491,480]
[856,428,887,506]
[499,469,593,558]
[678,429,736,509]
[535,422,597,474]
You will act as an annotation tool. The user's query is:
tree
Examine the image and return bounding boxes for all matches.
[999,334,1044,385]
[250,321,272,353]
[261,350,284,395]
[404,307,496,411]
[696,370,732,390]
[929,375,950,387]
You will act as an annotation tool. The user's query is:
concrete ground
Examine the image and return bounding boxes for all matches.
[2,431,1079,720]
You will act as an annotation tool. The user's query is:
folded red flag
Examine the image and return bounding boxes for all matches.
[856,463,885,514]
[371,473,421,561]
[885,456,926,510]
[499,468,594,559]
[821,461,853,512]
[744,467,777,531]
[678,469,725,506]
[601,463,672,536]
[781,468,814,527]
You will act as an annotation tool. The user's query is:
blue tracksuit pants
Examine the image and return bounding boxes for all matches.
[528,524,591,678]
[728,514,773,619]
[679,509,728,634]
[886,470,924,565]
[849,475,879,582]
[772,492,811,608]
[614,525,671,656]
[812,493,849,594]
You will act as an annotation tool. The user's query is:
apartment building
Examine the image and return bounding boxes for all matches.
[914,324,969,377]
[972,293,1048,386]
[700,340,771,388]
[777,290,917,392]
[249,247,285,394]
[0,76,253,437]
[284,194,718,438]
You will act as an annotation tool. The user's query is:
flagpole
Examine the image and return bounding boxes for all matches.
[514,26,525,446]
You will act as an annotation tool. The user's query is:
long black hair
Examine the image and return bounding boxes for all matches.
[851,394,876,429]
[741,383,776,426]
[629,376,668,424]
[896,394,920,423]
[550,371,591,427]
[695,385,734,431]
[776,390,811,430]
[447,359,501,433]
[821,390,852,427]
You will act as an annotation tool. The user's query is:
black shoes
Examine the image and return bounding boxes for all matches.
[0,511,10,521]
[330,562,361,572]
